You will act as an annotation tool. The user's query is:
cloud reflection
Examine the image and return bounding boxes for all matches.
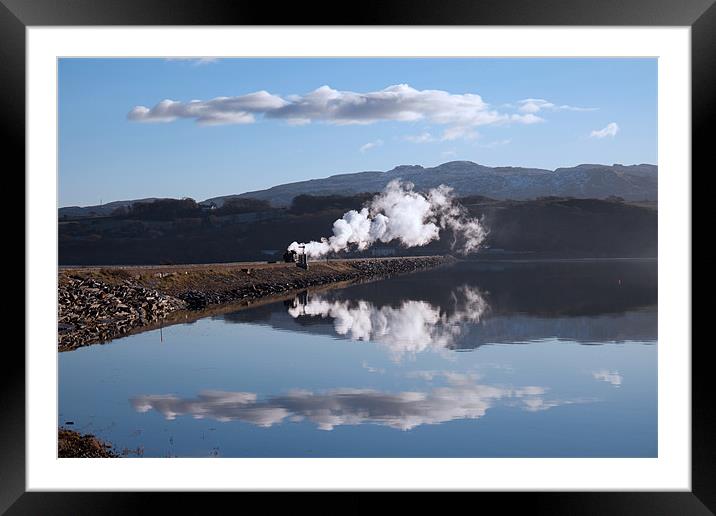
[131,373,576,431]
[592,369,623,387]
[286,286,488,358]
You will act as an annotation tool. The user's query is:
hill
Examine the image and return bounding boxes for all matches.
[58,194,657,265]
[205,161,657,207]
[59,198,165,219]
[59,161,658,218]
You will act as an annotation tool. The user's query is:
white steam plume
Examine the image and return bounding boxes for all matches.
[287,180,487,258]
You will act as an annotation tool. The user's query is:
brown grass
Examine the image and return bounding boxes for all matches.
[61,259,399,296]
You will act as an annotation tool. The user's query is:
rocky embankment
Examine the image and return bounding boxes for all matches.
[58,428,118,458]
[58,256,455,351]
[58,278,187,350]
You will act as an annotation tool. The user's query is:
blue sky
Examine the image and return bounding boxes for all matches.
[59,58,657,207]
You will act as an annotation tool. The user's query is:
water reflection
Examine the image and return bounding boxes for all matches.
[60,260,657,457]
[222,260,657,353]
[592,369,623,387]
[131,372,583,431]
[287,286,488,358]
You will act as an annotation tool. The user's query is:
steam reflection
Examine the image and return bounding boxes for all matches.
[286,286,488,358]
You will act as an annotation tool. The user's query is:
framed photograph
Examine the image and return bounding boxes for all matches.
[8,0,710,510]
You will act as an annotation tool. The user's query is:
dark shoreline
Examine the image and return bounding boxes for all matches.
[58,255,456,352]
[58,428,118,458]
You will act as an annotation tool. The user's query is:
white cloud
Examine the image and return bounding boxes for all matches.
[517,98,597,114]
[593,369,623,387]
[590,122,620,138]
[128,83,543,128]
[269,84,506,126]
[127,91,287,125]
[477,139,512,149]
[359,139,383,153]
[403,126,480,143]
[441,126,480,141]
[518,99,552,114]
[510,113,544,124]
[165,57,220,65]
[403,132,435,143]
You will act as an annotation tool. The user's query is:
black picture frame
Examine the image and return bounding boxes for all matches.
[5,0,710,511]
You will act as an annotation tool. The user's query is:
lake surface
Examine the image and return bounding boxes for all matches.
[59,259,657,457]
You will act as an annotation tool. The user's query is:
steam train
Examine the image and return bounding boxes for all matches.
[283,246,308,269]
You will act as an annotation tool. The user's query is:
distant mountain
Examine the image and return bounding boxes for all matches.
[205,162,658,207]
[59,161,657,218]
[59,196,657,265]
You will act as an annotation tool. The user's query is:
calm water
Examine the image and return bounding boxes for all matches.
[59,260,657,457]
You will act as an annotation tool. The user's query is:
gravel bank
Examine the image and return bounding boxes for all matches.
[58,428,118,458]
[58,255,455,351]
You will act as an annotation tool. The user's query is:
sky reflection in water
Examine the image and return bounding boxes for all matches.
[59,260,657,457]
